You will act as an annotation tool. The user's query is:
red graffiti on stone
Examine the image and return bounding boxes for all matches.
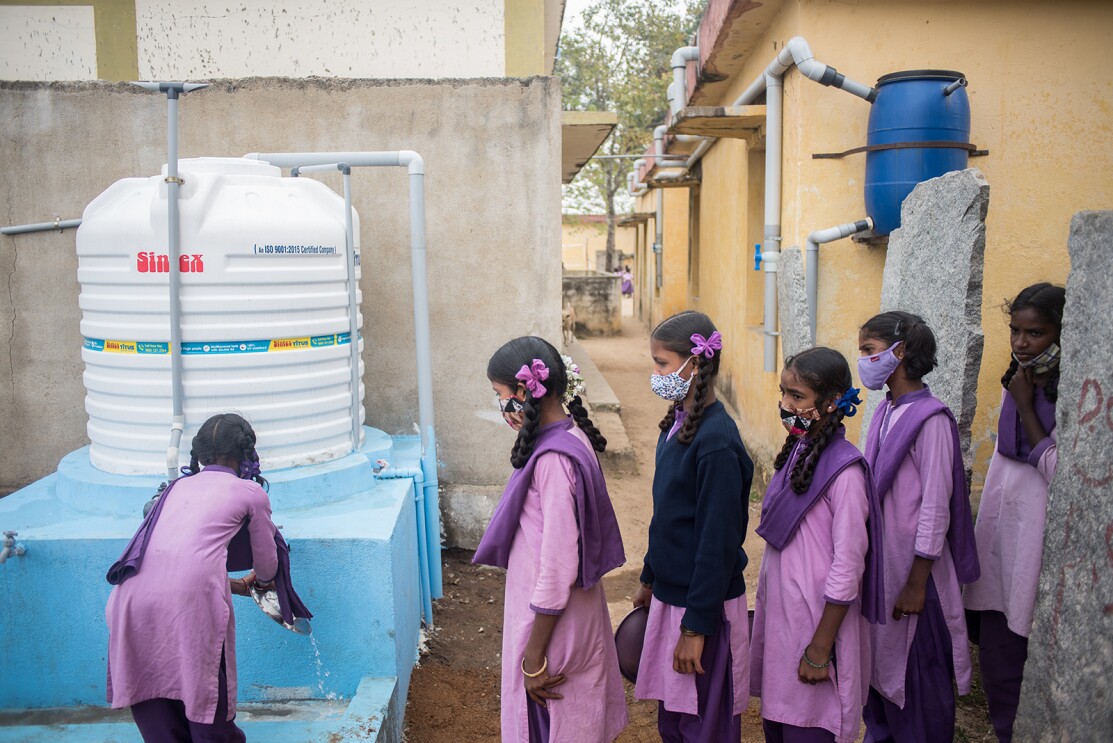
[1072,378,1113,487]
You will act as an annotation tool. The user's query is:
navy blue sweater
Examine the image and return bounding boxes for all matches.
[640,401,753,636]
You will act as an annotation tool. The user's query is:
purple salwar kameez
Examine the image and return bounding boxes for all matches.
[106,467,278,734]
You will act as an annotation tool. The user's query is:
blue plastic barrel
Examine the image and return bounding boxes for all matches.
[864,70,971,235]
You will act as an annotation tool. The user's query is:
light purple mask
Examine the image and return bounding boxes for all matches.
[857,341,903,391]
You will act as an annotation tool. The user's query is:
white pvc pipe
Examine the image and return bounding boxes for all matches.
[805,217,873,344]
[761,73,783,372]
[245,148,443,609]
[0,218,81,235]
[671,46,700,117]
[340,166,363,451]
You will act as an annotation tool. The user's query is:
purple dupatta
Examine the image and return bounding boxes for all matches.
[864,387,980,584]
[997,386,1056,464]
[757,427,886,624]
[106,465,312,623]
[472,417,625,589]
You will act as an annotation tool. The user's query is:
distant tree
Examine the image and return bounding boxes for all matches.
[558,0,705,272]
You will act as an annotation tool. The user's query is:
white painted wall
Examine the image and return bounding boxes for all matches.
[0,6,97,81]
[135,0,506,79]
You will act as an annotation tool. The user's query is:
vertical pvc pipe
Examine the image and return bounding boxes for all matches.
[165,91,186,477]
[404,154,443,600]
[341,165,363,451]
[762,74,784,373]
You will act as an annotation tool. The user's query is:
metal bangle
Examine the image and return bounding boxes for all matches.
[521,656,548,678]
[679,625,701,637]
[801,645,831,669]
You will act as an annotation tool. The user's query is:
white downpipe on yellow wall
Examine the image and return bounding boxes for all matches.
[806,218,874,344]
[654,37,876,371]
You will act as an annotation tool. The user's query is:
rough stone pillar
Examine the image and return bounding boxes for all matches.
[1014,211,1113,739]
[777,245,811,360]
[860,168,989,456]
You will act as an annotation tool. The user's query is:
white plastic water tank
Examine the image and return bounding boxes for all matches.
[77,157,364,475]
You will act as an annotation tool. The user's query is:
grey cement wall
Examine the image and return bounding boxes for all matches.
[562,271,621,337]
[0,78,562,540]
[1015,212,1113,739]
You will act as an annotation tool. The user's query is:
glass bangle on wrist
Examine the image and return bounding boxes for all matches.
[521,656,548,678]
[801,644,832,669]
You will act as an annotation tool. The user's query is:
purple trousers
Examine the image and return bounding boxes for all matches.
[527,698,550,743]
[657,617,741,743]
[762,719,836,742]
[863,578,955,743]
[130,648,246,743]
[973,610,1028,743]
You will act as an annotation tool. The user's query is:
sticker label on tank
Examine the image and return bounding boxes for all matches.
[84,334,351,355]
[251,243,339,256]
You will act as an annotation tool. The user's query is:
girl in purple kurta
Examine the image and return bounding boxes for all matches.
[633,311,754,742]
[857,312,980,743]
[106,413,279,742]
[474,336,627,742]
[751,347,885,743]
[964,283,1064,743]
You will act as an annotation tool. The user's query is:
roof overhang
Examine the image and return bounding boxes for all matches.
[561,110,619,183]
[689,0,786,107]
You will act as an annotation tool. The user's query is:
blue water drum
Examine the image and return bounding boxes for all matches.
[865,70,971,235]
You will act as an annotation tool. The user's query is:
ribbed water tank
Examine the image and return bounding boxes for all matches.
[864,70,971,235]
[77,157,364,475]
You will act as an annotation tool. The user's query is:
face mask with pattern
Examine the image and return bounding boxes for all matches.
[779,402,818,437]
[1014,342,1060,375]
[650,356,695,402]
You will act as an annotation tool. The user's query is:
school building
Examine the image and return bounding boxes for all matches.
[629,0,1113,484]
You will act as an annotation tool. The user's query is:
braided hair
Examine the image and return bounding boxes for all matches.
[185,412,268,490]
[1001,282,1065,403]
[860,311,938,380]
[651,311,721,446]
[774,347,853,494]
[487,336,606,469]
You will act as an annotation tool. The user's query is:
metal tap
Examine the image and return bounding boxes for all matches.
[1,531,26,564]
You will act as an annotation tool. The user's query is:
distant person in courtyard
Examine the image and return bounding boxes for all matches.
[622,265,634,298]
[751,347,884,743]
[857,312,980,743]
[474,337,628,742]
[633,311,754,742]
[105,413,279,743]
[964,283,1065,743]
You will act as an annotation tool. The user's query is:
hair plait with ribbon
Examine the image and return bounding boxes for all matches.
[835,387,862,417]
[515,359,550,398]
[690,331,722,359]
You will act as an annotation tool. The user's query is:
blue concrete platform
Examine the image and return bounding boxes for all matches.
[0,429,425,742]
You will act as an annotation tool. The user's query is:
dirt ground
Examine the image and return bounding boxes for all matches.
[404,317,994,742]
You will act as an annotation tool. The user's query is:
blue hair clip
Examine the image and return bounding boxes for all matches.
[836,387,862,417]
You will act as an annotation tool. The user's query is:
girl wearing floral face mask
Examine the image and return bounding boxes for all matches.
[475,336,627,743]
[857,311,979,743]
[751,347,883,743]
[634,311,755,741]
[964,283,1064,743]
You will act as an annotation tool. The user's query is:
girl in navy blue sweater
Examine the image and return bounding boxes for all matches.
[632,311,755,742]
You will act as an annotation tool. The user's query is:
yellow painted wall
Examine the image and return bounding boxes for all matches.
[646,0,1113,482]
[560,219,638,271]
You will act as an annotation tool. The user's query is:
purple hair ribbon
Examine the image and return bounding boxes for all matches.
[690,331,723,359]
[516,359,550,397]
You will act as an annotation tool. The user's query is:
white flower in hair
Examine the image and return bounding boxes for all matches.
[561,354,586,405]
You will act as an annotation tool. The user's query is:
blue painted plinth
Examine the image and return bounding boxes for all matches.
[0,429,425,742]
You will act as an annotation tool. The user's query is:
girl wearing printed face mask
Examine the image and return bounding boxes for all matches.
[476,336,628,742]
[634,311,755,741]
[964,283,1064,743]
[751,347,883,743]
[857,312,979,743]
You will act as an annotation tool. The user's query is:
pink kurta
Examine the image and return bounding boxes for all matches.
[106,469,278,723]
[635,594,749,716]
[869,405,972,707]
[964,394,1058,637]
[750,464,872,742]
[501,425,628,742]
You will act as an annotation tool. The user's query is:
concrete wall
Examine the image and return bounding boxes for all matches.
[635,0,1113,480]
[562,271,622,337]
[0,5,98,80]
[0,78,562,529]
[134,0,505,79]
